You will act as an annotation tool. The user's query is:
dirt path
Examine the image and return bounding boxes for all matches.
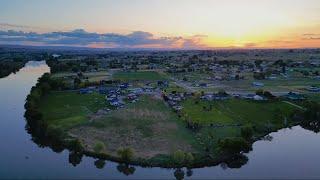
[282,101,306,110]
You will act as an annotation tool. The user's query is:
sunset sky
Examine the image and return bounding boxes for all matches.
[0,0,320,49]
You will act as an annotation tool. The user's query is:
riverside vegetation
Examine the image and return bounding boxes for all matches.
[24,72,320,168]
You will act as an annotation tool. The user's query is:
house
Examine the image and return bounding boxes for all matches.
[173,105,183,111]
[52,54,61,58]
[98,87,108,94]
[252,82,264,87]
[129,88,144,94]
[201,93,230,101]
[199,83,207,87]
[167,93,183,102]
[119,83,129,89]
[109,98,122,107]
[79,88,93,94]
[268,75,277,80]
[168,100,177,106]
[157,80,169,87]
[253,95,265,101]
[307,86,320,92]
[99,86,119,94]
[243,94,256,100]
[143,85,154,92]
[127,93,138,101]
[284,92,305,100]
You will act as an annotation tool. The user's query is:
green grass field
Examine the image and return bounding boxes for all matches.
[180,98,302,153]
[39,92,106,130]
[181,98,301,143]
[306,93,320,103]
[182,99,298,125]
[113,71,166,81]
[38,90,304,160]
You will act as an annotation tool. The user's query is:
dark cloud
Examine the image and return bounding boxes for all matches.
[0,29,207,49]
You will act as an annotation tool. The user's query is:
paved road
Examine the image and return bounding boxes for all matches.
[170,78,291,96]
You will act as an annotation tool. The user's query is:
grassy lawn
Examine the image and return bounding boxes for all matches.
[306,93,320,103]
[180,98,302,153]
[39,91,106,130]
[182,99,295,124]
[182,98,300,134]
[113,71,166,81]
[218,77,320,92]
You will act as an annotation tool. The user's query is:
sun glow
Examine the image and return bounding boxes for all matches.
[0,0,319,48]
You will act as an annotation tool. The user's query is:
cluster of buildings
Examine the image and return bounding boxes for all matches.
[164,92,190,111]
[201,93,230,101]
[79,81,165,108]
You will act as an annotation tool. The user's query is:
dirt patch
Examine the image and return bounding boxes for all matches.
[113,108,169,122]
[88,108,110,121]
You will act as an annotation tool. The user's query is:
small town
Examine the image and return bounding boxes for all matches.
[1,0,320,179]
[17,48,320,171]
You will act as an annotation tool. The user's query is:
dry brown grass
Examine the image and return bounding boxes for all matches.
[111,108,170,122]
[69,95,195,159]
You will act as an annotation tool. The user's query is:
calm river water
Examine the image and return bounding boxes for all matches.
[0,61,320,179]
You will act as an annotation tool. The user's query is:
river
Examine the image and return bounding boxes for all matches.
[0,61,320,179]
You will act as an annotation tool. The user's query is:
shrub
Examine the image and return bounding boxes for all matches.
[218,137,251,154]
[172,150,185,165]
[93,141,105,153]
[69,139,84,152]
[117,147,134,162]
[185,153,194,167]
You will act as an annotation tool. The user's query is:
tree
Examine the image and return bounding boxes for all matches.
[253,72,265,80]
[185,153,194,167]
[263,91,275,99]
[218,90,228,96]
[255,89,264,96]
[218,137,251,154]
[241,125,254,140]
[173,150,185,165]
[117,148,134,162]
[39,82,51,94]
[69,139,84,153]
[93,141,105,153]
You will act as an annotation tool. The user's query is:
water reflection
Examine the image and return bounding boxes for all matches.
[94,159,106,169]
[2,61,320,179]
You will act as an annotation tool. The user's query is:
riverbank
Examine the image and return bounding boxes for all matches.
[0,60,27,78]
[24,72,318,169]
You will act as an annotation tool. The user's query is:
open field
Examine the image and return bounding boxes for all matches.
[181,98,301,140]
[113,71,166,81]
[52,71,111,82]
[182,98,299,126]
[190,77,320,93]
[69,95,198,158]
[38,89,302,161]
[39,92,106,130]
